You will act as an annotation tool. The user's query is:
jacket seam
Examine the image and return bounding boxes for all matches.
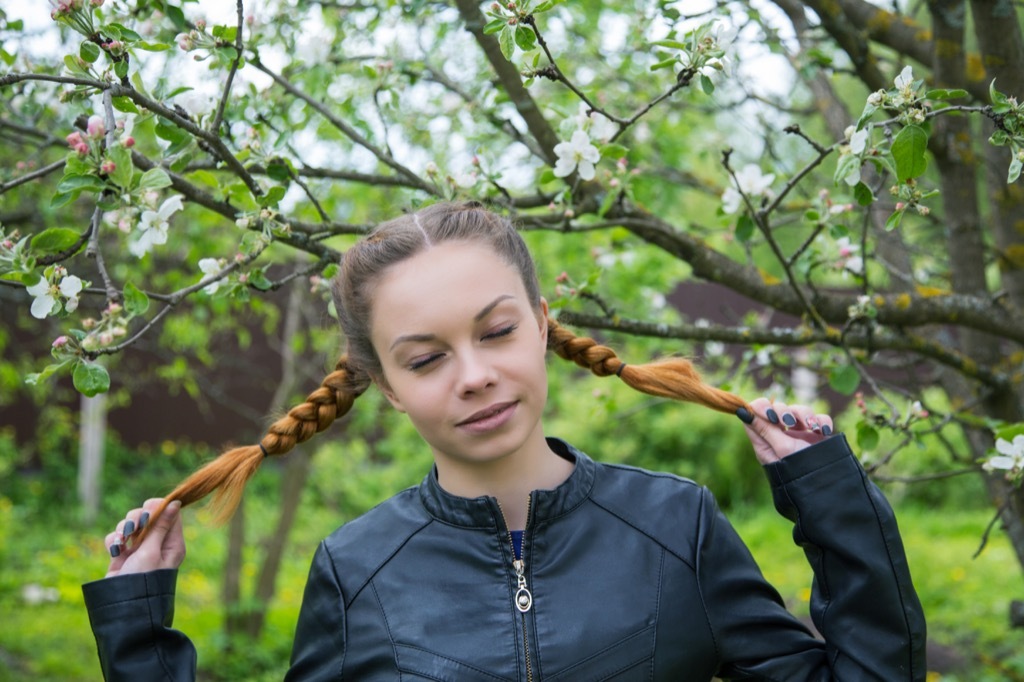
[338,517,434,608]
[691,488,722,664]
[586,497,697,572]
[370,579,402,680]
[143,573,179,682]
[649,548,664,682]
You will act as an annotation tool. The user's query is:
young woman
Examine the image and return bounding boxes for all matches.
[83,202,926,680]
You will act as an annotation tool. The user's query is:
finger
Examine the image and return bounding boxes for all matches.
[766,401,800,430]
[815,413,834,436]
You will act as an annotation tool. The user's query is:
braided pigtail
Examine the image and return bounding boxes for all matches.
[136,356,371,542]
[546,317,750,415]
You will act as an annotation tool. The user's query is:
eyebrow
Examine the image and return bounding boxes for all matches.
[389,294,515,351]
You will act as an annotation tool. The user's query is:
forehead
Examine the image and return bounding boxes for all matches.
[370,241,527,334]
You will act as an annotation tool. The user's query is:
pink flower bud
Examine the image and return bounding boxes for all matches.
[91,0,104,6]
[123,136,135,148]
[195,19,207,30]
[895,202,905,211]
[75,142,90,156]
[555,271,569,283]
[82,318,97,329]
[100,160,116,174]
[99,332,114,345]
[234,252,246,263]
[238,273,249,284]
[66,131,84,147]
[52,335,69,349]
[1,240,12,249]
[105,302,122,315]
[86,115,105,137]
[16,161,26,171]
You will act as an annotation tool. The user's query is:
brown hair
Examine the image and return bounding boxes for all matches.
[136,202,747,540]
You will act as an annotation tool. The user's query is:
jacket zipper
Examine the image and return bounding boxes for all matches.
[498,496,534,682]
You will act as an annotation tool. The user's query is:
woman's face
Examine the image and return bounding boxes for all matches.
[369,240,550,474]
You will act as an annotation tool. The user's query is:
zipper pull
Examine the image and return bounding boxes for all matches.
[513,559,533,612]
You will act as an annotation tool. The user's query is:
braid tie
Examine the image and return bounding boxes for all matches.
[135,355,369,542]
[546,317,749,416]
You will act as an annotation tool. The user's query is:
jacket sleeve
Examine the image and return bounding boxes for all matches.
[285,540,348,681]
[766,433,926,679]
[81,568,197,682]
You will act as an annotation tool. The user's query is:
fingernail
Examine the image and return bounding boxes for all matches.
[766,408,780,424]
[808,419,820,432]
[138,512,150,530]
[167,500,182,514]
[122,520,135,537]
[109,544,121,558]
[782,413,797,427]
[736,407,755,424]
[822,425,833,436]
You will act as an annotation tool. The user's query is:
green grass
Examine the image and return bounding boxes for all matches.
[1,494,1022,680]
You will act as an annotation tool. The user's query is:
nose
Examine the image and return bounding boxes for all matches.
[455,347,498,396]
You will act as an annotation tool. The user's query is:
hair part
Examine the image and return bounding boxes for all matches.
[135,202,748,543]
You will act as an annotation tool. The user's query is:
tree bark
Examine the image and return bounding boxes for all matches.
[77,393,107,524]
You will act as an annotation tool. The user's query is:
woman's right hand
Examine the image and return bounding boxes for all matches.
[104,498,186,578]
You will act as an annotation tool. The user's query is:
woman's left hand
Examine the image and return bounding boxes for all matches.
[739,397,834,465]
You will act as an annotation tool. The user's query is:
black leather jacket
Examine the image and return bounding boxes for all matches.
[83,435,926,680]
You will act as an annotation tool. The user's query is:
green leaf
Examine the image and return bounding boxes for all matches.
[137,168,172,192]
[926,88,968,100]
[885,209,904,232]
[73,361,111,397]
[57,174,105,194]
[31,228,83,254]
[651,39,688,50]
[106,23,142,41]
[111,95,140,114]
[483,18,506,35]
[600,143,628,160]
[267,160,292,182]
[123,282,150,316]
[260,185,287,207]
[499,26,515,60]
[155,118,187,144]
[248,270,273,291]
[828,365,860,395]
[63,54,88,75]
[650,57,678,71]
[136,41,171,51]
[855,102,877,130]
[515,26,537,51]
[735,213,755,242]
[80,40,101,63]
[25,360,72,387]
[853,181,874,206]
[50,191,79,209]
[857,422,880,451]
[107,144,133,189]
[700,74,715,95]
[891,125,928,182]
[1008,157,1023,184]
[804,209,820,222]
[114,59,129,79]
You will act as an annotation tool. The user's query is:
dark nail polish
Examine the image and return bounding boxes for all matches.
[782,413,797,427]
[138,512,150,530]
[822,425,833,436]
[736,407,755,424]
[766,408,780,424]
[110,544,121,558]
[122,520,135,537]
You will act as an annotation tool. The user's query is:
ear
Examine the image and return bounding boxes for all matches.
[373,372,406,413]
[537,297,550,345]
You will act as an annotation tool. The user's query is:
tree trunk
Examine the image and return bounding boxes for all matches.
[77,393,107,524]
[222,279,311,641]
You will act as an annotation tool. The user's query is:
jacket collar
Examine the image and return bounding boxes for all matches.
[417,437,596,530]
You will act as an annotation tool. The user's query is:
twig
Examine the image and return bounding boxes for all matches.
[87,92,121,304]
[249,58,437,195]
[210,0,246,135]
[0,159,65,195]
[974,499,1010,559]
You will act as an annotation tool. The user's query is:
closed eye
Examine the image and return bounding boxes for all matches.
[409,353,443,371]
[484,323,518,340]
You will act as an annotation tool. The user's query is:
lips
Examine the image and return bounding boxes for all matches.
[456,401,518,431]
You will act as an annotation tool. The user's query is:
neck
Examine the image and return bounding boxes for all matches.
[433,433,573,530]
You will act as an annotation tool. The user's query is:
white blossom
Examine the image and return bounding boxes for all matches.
[722,164,775,214]
[984,435,1024,473]
[130,195,184,258]
[894,65,914,92]
[198,257,224,294]
[836,237,864,275]
[849,128,868,155]
[572,104,617,143]
[553,129,600,180]
[26,274,83,319]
